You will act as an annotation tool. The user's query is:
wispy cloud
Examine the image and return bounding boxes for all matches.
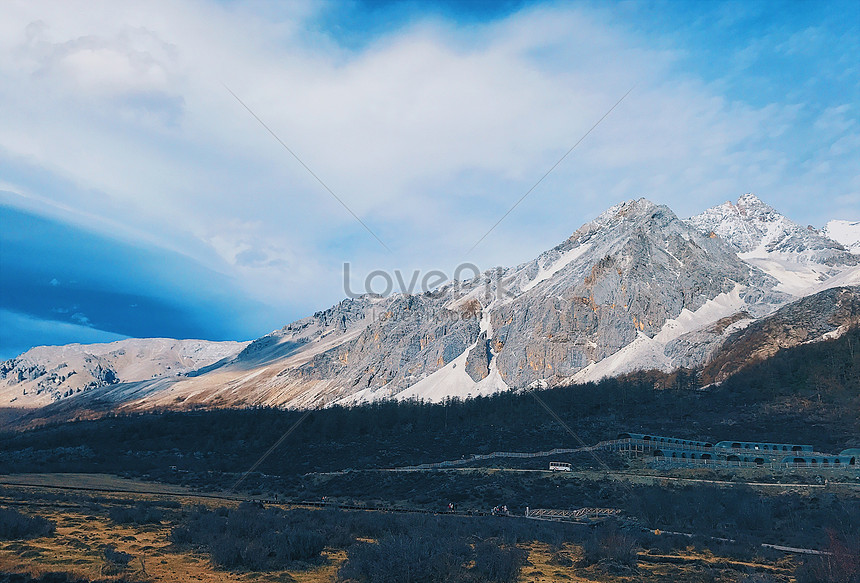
[0,0,857,353]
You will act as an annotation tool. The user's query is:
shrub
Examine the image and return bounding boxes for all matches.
[740,575,784,583]
[103,544,133,568]
[337,533,471,583]
[108,501,163,525]
[472,541,528,583]
[170,502,326,570]
[0,507,55,539]
[580,522,639,569]
[0,574,137,582]
[796,528,860,583]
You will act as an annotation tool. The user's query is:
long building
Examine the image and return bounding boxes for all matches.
[615,432,856,468]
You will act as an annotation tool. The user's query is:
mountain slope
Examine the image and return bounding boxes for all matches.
[701,285,860,383]
[0,338,248,408]
[3,195,858,416]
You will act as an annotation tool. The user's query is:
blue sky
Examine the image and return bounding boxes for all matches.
[0,0,858,359]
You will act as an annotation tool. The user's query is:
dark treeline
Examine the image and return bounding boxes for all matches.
[0,327,856,480]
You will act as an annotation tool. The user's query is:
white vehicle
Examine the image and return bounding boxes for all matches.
[549,461,571,472]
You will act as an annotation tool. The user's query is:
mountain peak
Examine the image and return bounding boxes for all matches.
[593,197,661,226]
[736,192,767,207]
[734,193,779,221]
[691,194,807,254]
[688,194,858,294]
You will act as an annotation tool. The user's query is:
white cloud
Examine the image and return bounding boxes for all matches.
[0,0,856,327]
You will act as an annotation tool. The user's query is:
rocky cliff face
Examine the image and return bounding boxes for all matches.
[3,195,859,415]
[489,199,780,388]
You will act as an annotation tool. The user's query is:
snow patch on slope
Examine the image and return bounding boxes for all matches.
[824,220,860,254]
[739,251,832,296]
[334,304,510,406]
[392,306,509,403]
[521,243,592,292]
[653,286,747,343]
[393,341,509,403]
[568,285,748,383]
[740,252,860,296]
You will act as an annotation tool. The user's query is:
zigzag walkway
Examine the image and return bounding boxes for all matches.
[389,441,612,471]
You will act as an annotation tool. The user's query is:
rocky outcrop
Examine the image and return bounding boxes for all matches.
[464,334,492,382]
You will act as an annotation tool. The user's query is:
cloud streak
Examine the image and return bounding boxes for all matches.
[0,0,857,353]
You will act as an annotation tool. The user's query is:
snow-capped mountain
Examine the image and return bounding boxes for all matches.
[688,193,848,259]
[824,220,860,254]
[688,193,858,295]
[0,338,248,408]
[2,195,858,419]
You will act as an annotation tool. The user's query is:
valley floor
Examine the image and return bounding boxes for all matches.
[0,472,848,583]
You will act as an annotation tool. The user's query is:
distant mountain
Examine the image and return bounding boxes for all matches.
[2,195,858,419]
[688,193,858,295]
[0,338,247,408]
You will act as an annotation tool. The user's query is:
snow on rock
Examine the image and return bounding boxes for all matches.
[688,193,850,261]
[392,340,509,403]
[824,220,860,254]
[386,306,510,404]
[652,285,747,344]
[521,243,592,292]
[738,252,835,296]
[689,194,858,296]
[567,332,670,383]
[337,303,512,406]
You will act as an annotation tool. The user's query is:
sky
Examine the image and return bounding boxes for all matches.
[0,0,858,359]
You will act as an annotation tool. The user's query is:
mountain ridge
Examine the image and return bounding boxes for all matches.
[2,194,858,417]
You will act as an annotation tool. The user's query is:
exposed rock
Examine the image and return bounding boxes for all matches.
[702,286,860,383]
[464,334,492,382]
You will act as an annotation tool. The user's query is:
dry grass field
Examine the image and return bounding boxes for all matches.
[0,473,804,583]
[0,504,347,583]
[514,542,795,583]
